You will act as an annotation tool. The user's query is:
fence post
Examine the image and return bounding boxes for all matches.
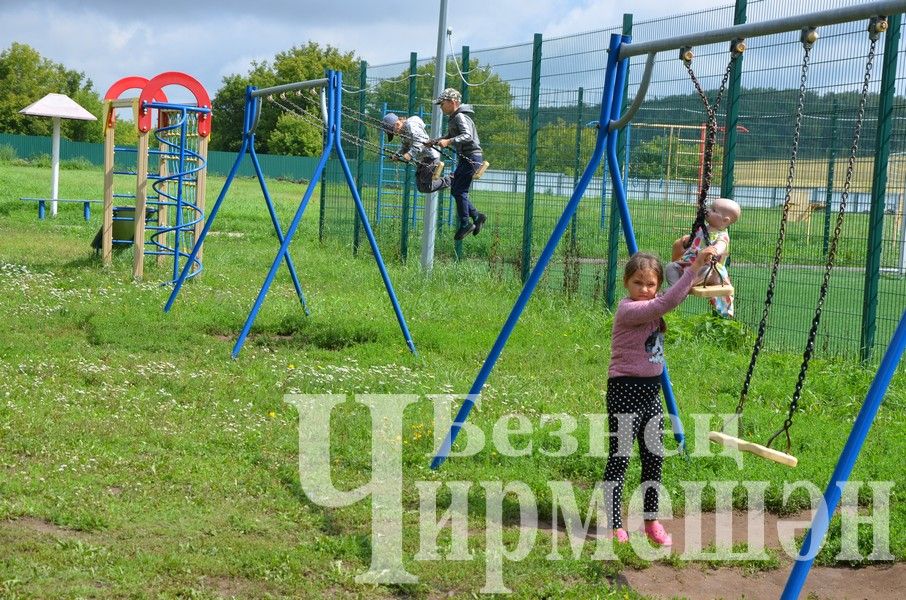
[823,97,838,257]
[353,61,367,255]
[521,33,543,283]
[400,52,417,261]
[454,46,471,259]
[861,13,901,362]
[606,14,632,308]
[720,0,747,198]
[569,87,584,247]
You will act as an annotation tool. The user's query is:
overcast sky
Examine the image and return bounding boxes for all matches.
[1,0,731,101]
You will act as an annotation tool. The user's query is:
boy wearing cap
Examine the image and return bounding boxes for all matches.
[434,88,489,240]
[380,113,451,195]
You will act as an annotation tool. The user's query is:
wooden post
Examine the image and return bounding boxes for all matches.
[102,101,115,265]
[134,129,149,281]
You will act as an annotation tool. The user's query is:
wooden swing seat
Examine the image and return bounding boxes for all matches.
[690,283,734,297]
[708,431,798,467]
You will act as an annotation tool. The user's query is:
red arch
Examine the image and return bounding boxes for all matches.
[104,76,169,102]
[137,71,212,137]
[104,76,170,130]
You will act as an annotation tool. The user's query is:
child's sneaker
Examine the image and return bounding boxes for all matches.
[432,161,445,180]
[611,528,629,543]
[472,213,487,236]
[644,521,672,546]
[454,222,475,240]
[474,160,490,180]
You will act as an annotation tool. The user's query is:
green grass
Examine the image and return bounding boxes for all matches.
[331,173,905,360]
[0,162,904,598]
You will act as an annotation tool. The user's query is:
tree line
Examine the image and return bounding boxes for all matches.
[2,41,900,179]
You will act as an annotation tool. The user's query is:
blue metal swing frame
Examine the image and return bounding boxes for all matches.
[432,3,906,596]
[164,70,417,359]
[430,33,687,468]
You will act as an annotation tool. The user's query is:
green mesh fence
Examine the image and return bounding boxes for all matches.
[5,1,900,361]
[313,0,906,362]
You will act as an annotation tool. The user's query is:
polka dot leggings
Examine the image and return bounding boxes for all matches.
[602,376,665,529]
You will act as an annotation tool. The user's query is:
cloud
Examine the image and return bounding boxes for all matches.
[6,0,863,105]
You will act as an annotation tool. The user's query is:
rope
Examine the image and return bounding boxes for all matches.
[446,30,497,88]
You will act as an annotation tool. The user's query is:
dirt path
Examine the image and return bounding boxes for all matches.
[622,562,903,600]
[618,510,904,600]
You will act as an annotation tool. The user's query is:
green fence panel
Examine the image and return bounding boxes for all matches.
[6,0,904,361]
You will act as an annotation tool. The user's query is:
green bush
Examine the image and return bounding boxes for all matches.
[668,311,752,351]
[0,144,16,162]
[61,157,96,170]
[28,153,52,168]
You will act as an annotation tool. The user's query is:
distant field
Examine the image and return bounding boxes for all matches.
[733,155,906,191]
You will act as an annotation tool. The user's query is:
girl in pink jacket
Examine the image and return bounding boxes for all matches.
[604,248,715,546]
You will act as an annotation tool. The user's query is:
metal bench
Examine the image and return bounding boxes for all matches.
[20,197,103,220]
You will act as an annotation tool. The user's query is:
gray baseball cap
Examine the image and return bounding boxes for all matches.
[381,113,400,140]
[434,88,461,104]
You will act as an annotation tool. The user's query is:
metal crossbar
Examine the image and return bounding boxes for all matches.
[618,0,905,59]
[250,78,329,98]
[613,0,904,130]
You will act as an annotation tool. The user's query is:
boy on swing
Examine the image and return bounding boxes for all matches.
[665,196,741,318]
[432,88,490,241]
[380,112,451,195]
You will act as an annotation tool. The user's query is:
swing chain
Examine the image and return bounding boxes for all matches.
[735,40,813,419]
[684,52,737,246]
[766,34,878,453]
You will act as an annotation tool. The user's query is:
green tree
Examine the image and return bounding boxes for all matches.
[0,43,102,141]
[269,112,323,156]
[535,117,596,176]
[210,43,358,155]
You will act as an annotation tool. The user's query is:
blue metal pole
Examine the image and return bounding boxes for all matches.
[606,38,686,454]
[249,143,310,315]
[38,199,45,220]
[231,74,337,358]
[164,88,257,312]
[430,33,624,470]
[83,201,90,221]
[334,75,416,355]
[781,308,906,600]
[173,109,188,283]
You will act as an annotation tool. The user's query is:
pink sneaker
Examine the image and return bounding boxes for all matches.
[644,521,672,546]
[612,528,629,543]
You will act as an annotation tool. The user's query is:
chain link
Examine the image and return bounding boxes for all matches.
[685,57,736,244]
[735,45,812,423]
[765,37,877,452]
[268,95,423,166]
[336,104,484,168]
